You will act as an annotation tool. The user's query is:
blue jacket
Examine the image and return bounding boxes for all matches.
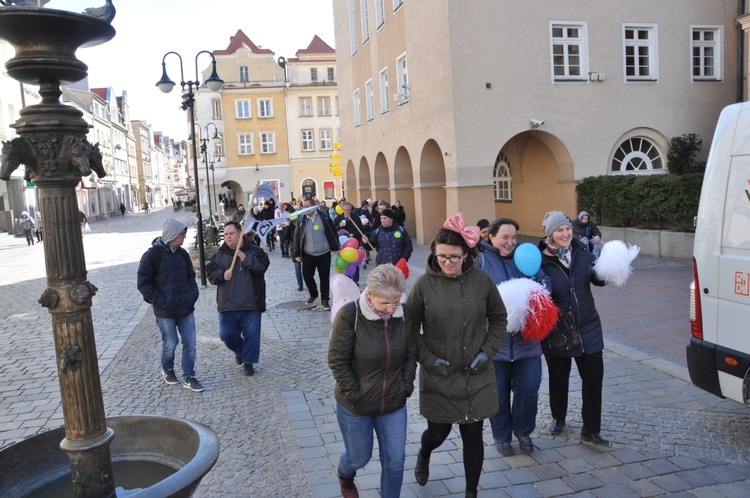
[207,239,270,312]
[370,224,413,264]
[137,237,199,319]
[538,238,606,357]
[477,241,550,362]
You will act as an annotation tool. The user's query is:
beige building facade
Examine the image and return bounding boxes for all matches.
[333,0,742,241]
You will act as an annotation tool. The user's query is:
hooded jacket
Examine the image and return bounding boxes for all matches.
[137,237,199,319]
[328,293,417,416]
[538,237,606,357]
[406,256,507,424]
[477,240,550,361]
[370,223,413,264]
[207,238,270,312]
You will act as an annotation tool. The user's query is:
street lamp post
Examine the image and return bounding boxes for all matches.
[156,50,223,287]
[200,122,220,224]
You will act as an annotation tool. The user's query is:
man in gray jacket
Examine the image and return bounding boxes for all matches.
[207,222,270,376]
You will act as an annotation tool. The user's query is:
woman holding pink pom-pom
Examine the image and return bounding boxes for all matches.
[538,211,609,447]
[477,217,551,457]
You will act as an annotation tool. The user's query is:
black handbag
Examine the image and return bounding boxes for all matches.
[543,309,581,355]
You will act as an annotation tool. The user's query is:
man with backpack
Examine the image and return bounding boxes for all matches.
[137,219,203,392]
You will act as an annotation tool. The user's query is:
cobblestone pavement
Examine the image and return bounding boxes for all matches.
[1,209,750,497]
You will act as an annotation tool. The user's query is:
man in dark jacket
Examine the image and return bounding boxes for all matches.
[137,219,203,392]
[370,209,413,265]
[292,198,340,310]
[207,222,270,376]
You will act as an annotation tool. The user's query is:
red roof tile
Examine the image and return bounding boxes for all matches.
[214,29,274,56]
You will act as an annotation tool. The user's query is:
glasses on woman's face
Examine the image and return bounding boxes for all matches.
[435,254,464,264]
[372,298,401,311]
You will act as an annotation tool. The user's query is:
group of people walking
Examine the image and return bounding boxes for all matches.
[329,209,608,497]
[131,194,607,498]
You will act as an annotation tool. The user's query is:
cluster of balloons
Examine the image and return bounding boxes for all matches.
[513,243,542,277]
[335,232,366,277]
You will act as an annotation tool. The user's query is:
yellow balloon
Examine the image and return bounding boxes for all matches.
[335,205,344,215]
[340,247,358,262]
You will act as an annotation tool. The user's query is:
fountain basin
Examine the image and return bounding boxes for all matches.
[0,415,220,498]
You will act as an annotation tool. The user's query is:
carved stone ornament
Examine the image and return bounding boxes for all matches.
[59,345,84,374]
[70,281,98,305]
[38,288,59,309]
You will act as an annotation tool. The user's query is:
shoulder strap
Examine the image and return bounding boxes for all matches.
[353,300,359,333]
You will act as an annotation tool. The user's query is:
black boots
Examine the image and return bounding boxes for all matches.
[415,449,430,486]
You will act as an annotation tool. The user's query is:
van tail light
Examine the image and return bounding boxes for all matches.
[690,257,703,340]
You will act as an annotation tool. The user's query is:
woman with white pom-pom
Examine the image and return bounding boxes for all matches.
[538,211,609,447]
[477,217,551,457]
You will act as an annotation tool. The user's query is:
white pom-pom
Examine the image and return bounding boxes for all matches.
[497,278,548,334]
[593,240,639,287]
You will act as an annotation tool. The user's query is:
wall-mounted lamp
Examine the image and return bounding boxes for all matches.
[255,162,260,172]
[444,151,451,157]
[530,119,545,129]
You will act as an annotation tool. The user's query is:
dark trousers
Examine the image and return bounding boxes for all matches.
[545,351,604,433]
[23,229,34,245]
[420,420,484,492]
[302,251,331,300]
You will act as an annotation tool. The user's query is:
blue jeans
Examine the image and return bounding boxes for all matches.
[219,310,262,365]
[155,314,196,381]
[489,356,542,443]
[336,402,407,498]
[294,259,303,288]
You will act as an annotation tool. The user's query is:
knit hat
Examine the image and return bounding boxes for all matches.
[541,211,570,238]
[380,209,396,221]
[162,218,187,244]
[578,210,590,221]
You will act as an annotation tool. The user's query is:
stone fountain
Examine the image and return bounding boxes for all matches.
[0,6,218,497]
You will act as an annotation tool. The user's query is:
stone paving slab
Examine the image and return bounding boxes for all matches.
[1,208,750,496]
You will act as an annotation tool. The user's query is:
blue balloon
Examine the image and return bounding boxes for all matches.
[514,243,542,277]
[338,235,349,246]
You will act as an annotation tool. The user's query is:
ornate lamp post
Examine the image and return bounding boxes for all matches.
[156,50,223,286]
[199,122,220,223]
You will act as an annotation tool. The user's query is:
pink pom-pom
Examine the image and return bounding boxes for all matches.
[520,289,559,341]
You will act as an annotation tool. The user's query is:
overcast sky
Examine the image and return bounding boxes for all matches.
[46,0,336,140]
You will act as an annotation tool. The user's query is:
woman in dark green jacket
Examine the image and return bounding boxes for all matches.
[328,264,417,498]
[406,214,507,498]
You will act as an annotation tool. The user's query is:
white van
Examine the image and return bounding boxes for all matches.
[687,102,750,405]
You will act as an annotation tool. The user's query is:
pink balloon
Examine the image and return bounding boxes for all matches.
[356,248,366,263]
[344,263,358,277]
[342,238,359,250]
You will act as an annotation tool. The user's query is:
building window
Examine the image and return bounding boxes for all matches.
[239,66,250,82]
[236,99,251,119]
[692,26,722,81]
[376,0,385,27]
[353,89,362,127]
[311,68,318,82]
[258,99,273,118]
[395,53,409,104]
[327,67,335,81]
[299,97,312,116]
[393,0,403,11]
[365,79,374,121]
[379,67,390,114]
[318,96,331,116]
[348,0,357,56]
[624,24,658,81]
[493,152,512,201]
[239,133,253,155]
[361,0,370,43]
[260,132,276,154]
[611,137,664,173]
[302,130,314,151]
[550,22,588,81]
[212,100,221,119]
[320,129,333,150]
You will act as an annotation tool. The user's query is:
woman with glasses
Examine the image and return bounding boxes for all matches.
[406,213,507,498]
[328,264,417,498]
